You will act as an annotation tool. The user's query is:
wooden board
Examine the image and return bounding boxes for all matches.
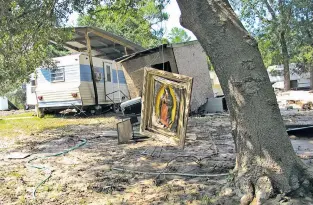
[117,119,133,144]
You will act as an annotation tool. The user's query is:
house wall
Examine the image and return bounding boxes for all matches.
[120,47,178,98]
[172,42,214,112]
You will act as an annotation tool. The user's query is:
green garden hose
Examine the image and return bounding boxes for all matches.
[27,139,87,199]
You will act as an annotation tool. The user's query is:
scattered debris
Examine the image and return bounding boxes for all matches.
[7,152,31,159]
[141,147,163,157]
[277,90,313,110]
[112,167,229,178]
[117,119,133,144]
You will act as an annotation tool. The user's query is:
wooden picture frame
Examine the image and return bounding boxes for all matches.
[140,67,193,149]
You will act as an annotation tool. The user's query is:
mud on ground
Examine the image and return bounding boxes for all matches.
[1,111,313,204]
[0,113,238,205]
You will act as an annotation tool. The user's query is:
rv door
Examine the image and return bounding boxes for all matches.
[104,63,113,102]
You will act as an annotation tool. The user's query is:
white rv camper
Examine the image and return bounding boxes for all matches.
[27,53,129,113]
[26,73,37,108]
[268,63,310,89]
[0,97,8,111]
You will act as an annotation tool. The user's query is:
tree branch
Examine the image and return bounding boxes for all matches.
[264,0,277,21]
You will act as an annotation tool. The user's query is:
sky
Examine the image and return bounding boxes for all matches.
[67,0,197,40]
[163,0,196,40]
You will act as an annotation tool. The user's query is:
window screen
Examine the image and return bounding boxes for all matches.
[51,68,65,82]
[106,65,111,82]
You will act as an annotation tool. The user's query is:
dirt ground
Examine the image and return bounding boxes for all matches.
[1,110,313,205]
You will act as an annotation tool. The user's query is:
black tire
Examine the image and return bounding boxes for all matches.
[113,103,120,113]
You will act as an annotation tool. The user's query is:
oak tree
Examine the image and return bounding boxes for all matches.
[176,0,313,203]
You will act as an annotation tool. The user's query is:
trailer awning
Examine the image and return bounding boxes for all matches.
[62,27,144,60]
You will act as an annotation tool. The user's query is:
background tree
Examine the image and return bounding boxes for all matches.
[233,0,313,90]
[78,0,169,48]
[292,46,313,88]
[0,0,74,95]
[293,0,313,47]
[167,27,191,43]
[256,32,282,69]
[292,1,313,89]
[233,0,294,91]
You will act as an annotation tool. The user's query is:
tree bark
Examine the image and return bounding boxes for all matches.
[280,31,291,91]
[176,0,311,203]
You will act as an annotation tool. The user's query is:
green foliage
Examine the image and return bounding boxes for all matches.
[292,46,313,73]
[0,0,74,95]
[0,0,171,94]
[0,112,117,138]
[256,35,281,68]
[6,86,26,109]
[47,44,70,58]
[207,57,214,71]
[167,27,191,44]
[233,0,313,71]
[78,0,169,48]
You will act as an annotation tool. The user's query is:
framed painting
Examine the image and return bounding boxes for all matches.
[140,68,193,148]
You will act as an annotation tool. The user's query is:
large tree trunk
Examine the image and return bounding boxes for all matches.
[176,0,311,203]
[280,31,291,91]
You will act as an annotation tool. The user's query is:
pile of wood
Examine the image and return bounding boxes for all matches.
[277,91,313,110]
[286,100,313,110]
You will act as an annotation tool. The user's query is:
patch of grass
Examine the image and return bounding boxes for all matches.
[42,184,53,192]
[79,198,88,205]
[200,195,216,205]
[17,195,26,205]
[8,171,22,178]
[0,113,117,138]
[1,112,34,119]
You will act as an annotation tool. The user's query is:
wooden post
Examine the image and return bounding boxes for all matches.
[115,63,122,102]
[124,47,128,55]
[103,62,107,102]
[85,29,99,106]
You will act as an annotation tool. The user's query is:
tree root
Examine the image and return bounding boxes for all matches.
[237,166,313,205]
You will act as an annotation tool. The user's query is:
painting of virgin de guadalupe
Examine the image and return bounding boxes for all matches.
[159,89,170,127]
[140,68,193,148]
[152,81,180,133]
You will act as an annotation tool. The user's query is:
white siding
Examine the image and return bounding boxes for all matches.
[36,54,81,108]
[35,53,130,108]
[79,54,129,105]
[79,82,107,106]
[173,42,214,112]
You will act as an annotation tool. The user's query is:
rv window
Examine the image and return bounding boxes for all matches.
[31,80,36,86]
[106,65,111,82]
[51,68,65,82]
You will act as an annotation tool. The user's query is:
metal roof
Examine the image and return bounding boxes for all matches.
[115,44,168,63]
[115,40,199,63]
[63,27,144,60]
